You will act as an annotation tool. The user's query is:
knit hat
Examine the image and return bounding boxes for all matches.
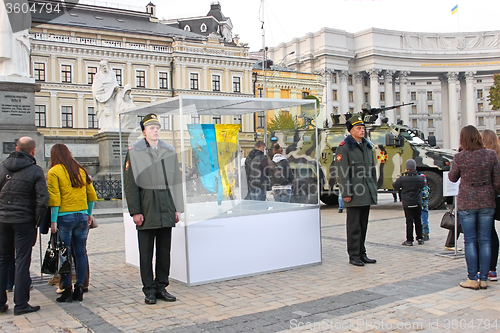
[405,159,416,171]
[346,114,365,132]
[140,113,160,131]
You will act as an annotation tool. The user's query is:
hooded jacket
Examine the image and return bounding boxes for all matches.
[392,170,425,208]
[0,151,49,225]
[270,154,293,187]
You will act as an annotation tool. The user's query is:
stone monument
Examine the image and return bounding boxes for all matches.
[92,66,137,179]
[0,0,44,164]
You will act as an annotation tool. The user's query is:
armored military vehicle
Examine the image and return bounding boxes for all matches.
[269,105,455,210]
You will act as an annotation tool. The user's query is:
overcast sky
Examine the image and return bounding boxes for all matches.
[104,0,499,51]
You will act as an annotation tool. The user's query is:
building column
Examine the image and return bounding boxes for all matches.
[77,93,85,129]
[465,71,476,126]
[448,72,460,150]
[440,75,450,149]
[384,70,395,124]
[354,72,364,114]
[339,70,349,116]
[50,92,58,128]
[149,62,155,89]
[76,57,84,84]
[399,71,410,126]
[323,69,333,125]
[368,69,380,109]
[50,55,57,82]
[126,61,133,87]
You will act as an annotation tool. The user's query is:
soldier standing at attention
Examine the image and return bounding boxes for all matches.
[123,114,184,304]
[336,115,378,266]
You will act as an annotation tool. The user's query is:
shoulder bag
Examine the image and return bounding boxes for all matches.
[440,208,463,234]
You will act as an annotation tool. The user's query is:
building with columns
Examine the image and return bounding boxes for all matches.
[268,28,500,149]
[29,1,256,169]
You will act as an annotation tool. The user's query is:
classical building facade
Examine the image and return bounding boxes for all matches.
[268,28,500,149]
[29,1,256,164]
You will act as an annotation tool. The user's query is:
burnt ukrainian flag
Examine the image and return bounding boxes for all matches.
[451,5,458,14]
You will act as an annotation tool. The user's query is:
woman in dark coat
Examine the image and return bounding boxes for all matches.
[448,125,500,290]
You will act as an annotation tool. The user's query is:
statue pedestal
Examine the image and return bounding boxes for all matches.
[94,131,130,180]
[0,81,44,164]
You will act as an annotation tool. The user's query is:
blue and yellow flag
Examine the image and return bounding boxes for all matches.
[451,5,458,14]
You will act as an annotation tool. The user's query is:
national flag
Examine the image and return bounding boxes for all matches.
[451,5,458,14]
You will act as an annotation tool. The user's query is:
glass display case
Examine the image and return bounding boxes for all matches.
[119,96,322,285]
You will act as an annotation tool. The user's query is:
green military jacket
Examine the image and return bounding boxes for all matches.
[124,138,184,230]
[336,135,378,207]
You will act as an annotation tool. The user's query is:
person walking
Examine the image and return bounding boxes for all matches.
[392,159,426,246]
[336,115,378,266]
[48,143,97,302]
[481,129,500,281]
[449,125,500,290]
[269,143,293,202]
[420,173,430,241]
[123,113,184,305]
[0,137,48,315]
[244,141,270,201]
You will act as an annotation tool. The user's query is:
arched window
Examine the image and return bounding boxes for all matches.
[184,25,191,32]
[200,23,207,32]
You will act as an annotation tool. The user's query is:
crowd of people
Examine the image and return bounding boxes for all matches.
[1,113,499,316]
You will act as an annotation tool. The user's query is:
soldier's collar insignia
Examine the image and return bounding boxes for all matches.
[339,141,345,146]
[336,154,342,162]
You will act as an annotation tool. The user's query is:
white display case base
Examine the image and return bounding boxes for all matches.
[124,200,321,286]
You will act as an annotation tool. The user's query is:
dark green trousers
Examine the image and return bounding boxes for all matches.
[137,227,172,295]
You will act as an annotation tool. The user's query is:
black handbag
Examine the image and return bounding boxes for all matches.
[440,209,463,234]
[41,233,71,275]
[495,196,500,221]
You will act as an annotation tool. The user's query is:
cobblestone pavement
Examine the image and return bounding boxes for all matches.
[1,194,499,333]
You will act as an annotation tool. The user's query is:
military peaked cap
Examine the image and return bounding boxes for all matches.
[140,113,161,130]
[346,114,365,132]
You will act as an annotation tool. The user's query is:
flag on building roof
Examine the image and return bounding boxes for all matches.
[451,5,458,14]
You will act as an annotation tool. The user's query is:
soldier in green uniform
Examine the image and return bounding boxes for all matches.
[123,113,184,304]
[336,115,378,266]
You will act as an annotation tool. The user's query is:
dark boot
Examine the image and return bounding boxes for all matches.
[56,287,73,303]
[73,284,83,302]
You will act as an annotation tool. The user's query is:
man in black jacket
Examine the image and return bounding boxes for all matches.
[244,141,270,201]
[0,137,48,315]
[392,159,425,246]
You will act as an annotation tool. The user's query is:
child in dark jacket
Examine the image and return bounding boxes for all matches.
[392,159,426,246]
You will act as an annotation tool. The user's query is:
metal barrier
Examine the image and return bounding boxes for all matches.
[93,180,122,200]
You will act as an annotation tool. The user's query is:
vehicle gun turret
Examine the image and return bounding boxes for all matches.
[360,102,415,124]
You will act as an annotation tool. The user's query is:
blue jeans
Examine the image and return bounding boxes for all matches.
[272,188,291,202]
[458,208,494,281]
[338,192,344,209]
[249,187,267,201]
[421,210,429,234]
[57,213,88,288]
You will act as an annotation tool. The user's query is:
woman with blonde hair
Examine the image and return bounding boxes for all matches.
[48,143,97,302]
[449,125,500,290]
[482,129,500,281]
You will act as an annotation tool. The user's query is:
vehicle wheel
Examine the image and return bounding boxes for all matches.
[320,193,339,206]
[422,171,444,210]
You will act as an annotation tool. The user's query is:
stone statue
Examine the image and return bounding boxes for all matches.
[116,83,137,130]
[92,60,119,131]
[0,0,31,79]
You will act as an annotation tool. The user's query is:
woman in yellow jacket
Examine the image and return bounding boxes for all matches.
[47,143,97,302]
